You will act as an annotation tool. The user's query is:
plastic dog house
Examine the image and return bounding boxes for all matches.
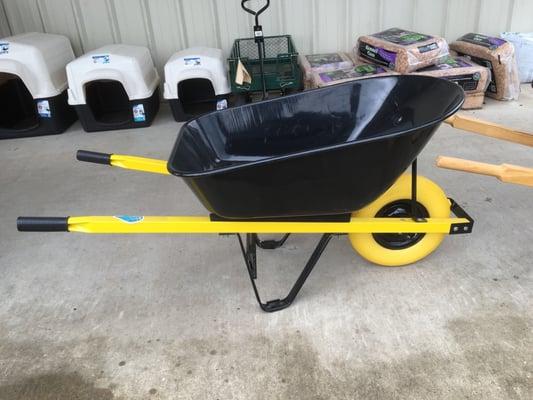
[0,32,77,139]
[67,44,160,132]
[164,47,231,122]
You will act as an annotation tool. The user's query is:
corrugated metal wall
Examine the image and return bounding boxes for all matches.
[1,0,532,73]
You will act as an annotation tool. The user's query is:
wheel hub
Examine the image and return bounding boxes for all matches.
[372,201,430,250]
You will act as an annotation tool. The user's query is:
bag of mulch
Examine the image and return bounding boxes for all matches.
[300,53,354,89]
[413,56,491,109]
[310,63,397,88]
[450,33,520,100]
[356,28,449,73]
[500,32,533,83]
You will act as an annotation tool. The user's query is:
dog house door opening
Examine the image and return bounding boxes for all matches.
[178,78,217,115]
[85,80,131,125]
[0,73,39,131]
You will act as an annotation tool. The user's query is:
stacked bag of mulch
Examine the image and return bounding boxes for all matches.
[312,64,397,87]
[450,33,520,101]
[300,53,354,89]
[356,28,450,72]
[355,28,491,109]
[300,52,396,89]
[354,28,521,108]
[301,28,521,109]
[412,56,491,109]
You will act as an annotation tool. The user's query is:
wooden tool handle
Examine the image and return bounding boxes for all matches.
[436,156,533,187]
[445,114,533,147]
[436,156,501,177]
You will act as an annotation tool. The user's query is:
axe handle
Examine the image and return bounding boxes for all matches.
[445,114,533,147]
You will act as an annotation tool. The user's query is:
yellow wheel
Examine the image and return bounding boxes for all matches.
[349,174,450,267]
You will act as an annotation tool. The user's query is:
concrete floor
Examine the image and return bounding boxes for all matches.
[0,87,531,400]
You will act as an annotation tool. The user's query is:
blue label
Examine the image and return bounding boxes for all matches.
[37,100,52,118]
[92,55,110,64]
[216,99,228,110]
[184,57,201,66]
[114,215,144,224]
[132,104,146,122]
[0,43,9,54]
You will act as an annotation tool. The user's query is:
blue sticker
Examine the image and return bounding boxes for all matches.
[37,100,51,118]
[184,57,201,66]
[216,99,228,110]
[92,54,110,64]
[114,215,144,224]
[0,43,9,55]
[132,104,146,122]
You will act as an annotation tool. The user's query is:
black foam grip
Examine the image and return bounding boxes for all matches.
[17,217,69,232]
[76,150,111,165]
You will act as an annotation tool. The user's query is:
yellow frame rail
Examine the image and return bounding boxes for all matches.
[66,216,469,234]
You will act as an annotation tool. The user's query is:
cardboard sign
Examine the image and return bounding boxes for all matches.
[235,59,252,85]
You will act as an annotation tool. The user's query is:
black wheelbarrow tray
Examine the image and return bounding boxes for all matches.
[18,76,475,312]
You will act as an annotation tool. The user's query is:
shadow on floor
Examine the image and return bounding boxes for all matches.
[0,372,119,400]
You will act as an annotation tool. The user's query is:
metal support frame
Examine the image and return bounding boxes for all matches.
[254,233,291,249]
[448,199,474,234]
[411,159,427,222]
[230,191,473,312]
[237,233,334,312]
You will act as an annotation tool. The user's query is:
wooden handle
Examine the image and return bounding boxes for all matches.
[436,156,533,187]
[436,156,501,177]
[445,114,533,147]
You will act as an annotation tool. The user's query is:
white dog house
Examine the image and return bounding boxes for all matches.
[0,32,77,139]
[164,47,231,122]
[67,44,160,132]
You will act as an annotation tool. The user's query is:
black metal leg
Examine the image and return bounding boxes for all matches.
[254,233,290,249]
[237,233,334,312]
[245,233,257,279]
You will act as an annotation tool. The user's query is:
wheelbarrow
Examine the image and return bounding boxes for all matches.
[17,75,474,312]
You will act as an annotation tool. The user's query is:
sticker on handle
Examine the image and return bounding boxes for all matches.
[114,216,144,224]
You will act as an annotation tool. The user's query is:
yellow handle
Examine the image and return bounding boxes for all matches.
[445,114,533,147]
[110,154,170,175]
[437,156,533,187]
